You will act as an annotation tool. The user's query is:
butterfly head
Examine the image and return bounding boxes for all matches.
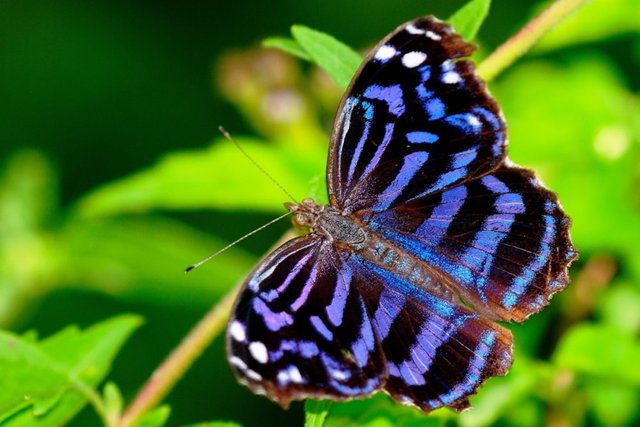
[284,198,325,229]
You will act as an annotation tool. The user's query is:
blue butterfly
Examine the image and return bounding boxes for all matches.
[226,16,577,412]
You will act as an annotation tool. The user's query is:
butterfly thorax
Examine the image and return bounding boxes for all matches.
[286,198,368,247]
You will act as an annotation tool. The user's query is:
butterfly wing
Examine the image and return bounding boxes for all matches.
[327,16,576,321]
[327,16,506,212]
[229,234,512,411]
[227,236,386,407]
[364,165,577,322]
[345,253,513,412]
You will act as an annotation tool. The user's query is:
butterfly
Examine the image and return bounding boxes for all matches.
[225,16,577,413]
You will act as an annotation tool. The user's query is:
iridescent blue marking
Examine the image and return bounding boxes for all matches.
[351,300,376,367]
[357,122,395,185]
[417,64,431,80]
[326,268,352,326]
[496,193,526,214]
[407,131,439,144]
[416,185,467,244]
[291,264,319,310]
[424,98,446,120]
[299,341,320,358]
[451,150,477,168]
[310,315,333,341]
[357,256,455,318]
[364,84,405,116]
[427,330,495,407]
[249,242,314,291]
[370,223,477,298]
[321,353,381,395]
[444,113,482,134]
[503,292,517,309]
[346,114,373,186]
[400,360,425,385]
[376,151,429,210]
[416,85,432,101]
[472,107,504,151]
[275,250,314,293]
[481,174,509,193]
[253,298,293,331]
[373,288,405,339]
[419,168,468,196]
[361,100,375,120]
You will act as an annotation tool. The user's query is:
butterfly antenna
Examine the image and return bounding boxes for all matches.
[218,126,298,203]
[185,210,292,273]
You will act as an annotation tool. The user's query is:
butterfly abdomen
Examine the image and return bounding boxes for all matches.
[353,225,457,303]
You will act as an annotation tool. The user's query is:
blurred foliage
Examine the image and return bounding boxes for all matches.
[1,0,639,426]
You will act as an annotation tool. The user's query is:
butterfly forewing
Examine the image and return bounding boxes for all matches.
[328,17,506,212]
[227,237,386,407]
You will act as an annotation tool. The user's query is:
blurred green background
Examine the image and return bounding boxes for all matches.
[1,0,639,426]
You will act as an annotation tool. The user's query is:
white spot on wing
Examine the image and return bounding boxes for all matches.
[331,370,349,381]
[467,114,482,128]
[249,341,269,363]
[277,365,304,384]
[288,365,303,383]
[246,369,263,381]
[229,356,247,371]
[402,51,427,68]
[374,45,396,61]
[406,24,425,35]
[229,320,246,342]
[442,71,461,84]
[425,30,442,41]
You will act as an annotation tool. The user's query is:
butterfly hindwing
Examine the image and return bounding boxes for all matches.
[346,254,513,411]
[328,16,506,212]
[363,165,577,321]
[227,236,386,407]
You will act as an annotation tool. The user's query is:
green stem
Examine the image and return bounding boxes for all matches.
[71,378,112,427]
[477,0,590,81]
[117,232,295,427]
[117,288,237,427]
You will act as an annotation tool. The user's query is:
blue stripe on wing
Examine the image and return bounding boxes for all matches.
[327,17,506,212]
[347,254,513,412]
[228,237,386,407]
[362,165,577,322]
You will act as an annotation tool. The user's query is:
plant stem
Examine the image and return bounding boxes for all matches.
[117,287,237,427]
[477,0,590,82]
[117,232,294,427]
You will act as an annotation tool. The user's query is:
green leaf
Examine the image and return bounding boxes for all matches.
[74,137,326,218]
[536,0,640,52]
[305,400,331,427]
[103,382,123,423]
[291,25,362,90]
[553,323,640,385]
[586,380,640,426]
[137,405,171,427]
[182,422,241,427]
[325,393,448,427]
[0,315,141,426]
[262,37,311,60]
[597,283,640,335]
[61,216,255,307]
[448,0,491,41]
[459,357,546,427]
